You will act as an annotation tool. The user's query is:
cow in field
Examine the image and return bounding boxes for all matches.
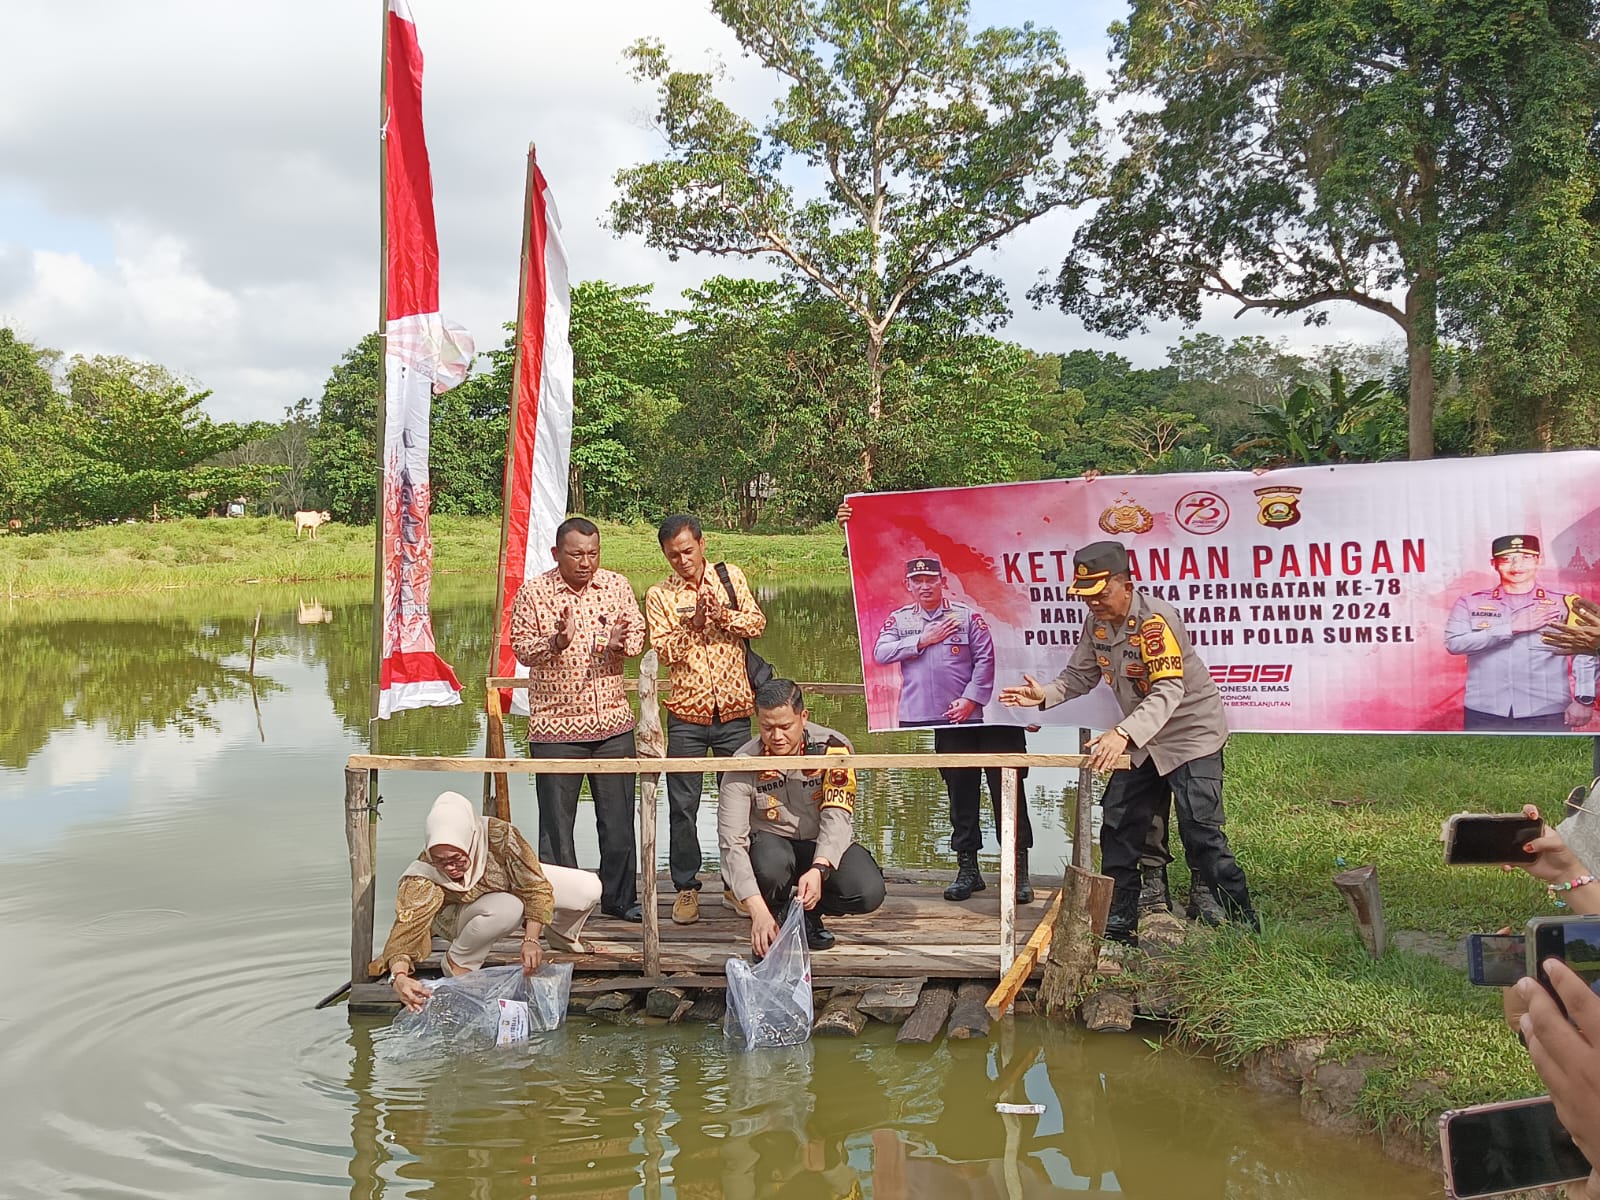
[294,510,332,539]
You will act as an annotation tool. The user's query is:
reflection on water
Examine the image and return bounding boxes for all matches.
[0,580,1438,1197]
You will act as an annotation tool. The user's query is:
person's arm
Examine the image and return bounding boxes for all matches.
[873,616,920,664]
[713,563,767,639]
[1443,594,1511,655]
[717,772,761,902]
[645,585,698,666]
[1037,631,1102,708]
[509,582,557,668]
[620,581,648,657]
[371,875,446,979]
[963,614,996,707]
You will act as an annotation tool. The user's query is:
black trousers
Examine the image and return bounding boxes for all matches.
[934,725,1034,853]
[1464,708,1569,733]
[748,831,886,917]
[531,729,637,914]
[1101,751,1249,921]
[665,713,752,891]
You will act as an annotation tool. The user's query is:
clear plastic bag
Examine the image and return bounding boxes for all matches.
[389,963,573,1052]
[724,902,813,1050]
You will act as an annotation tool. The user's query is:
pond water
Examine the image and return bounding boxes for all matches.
[0,576,1439,1198]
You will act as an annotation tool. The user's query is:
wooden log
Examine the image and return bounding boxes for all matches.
[644,982,691,1019]
[1334,864,1386,958]
[1080,986,1136,1033]
[1037,865,1114,1019]
[483,682,511,821]
[946,980,992,1040]
[859,979,925,1024]
[636,650,664,978]
[687,991,726,1023]
[986,886,1064,1019]
[345,767,376,985]
[814,988,869,1037]
[669,997,696,1024]
[999,768,1018,975]
[587,991,641,1023]
[896,980,956,1045]
[349,751,1125,774]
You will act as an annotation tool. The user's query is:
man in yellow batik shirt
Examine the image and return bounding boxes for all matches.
[646,513,768,925]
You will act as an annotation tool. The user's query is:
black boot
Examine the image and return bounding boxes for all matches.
[944,850,986,901]
[1185,873,1227,927]
[805,908,835,951]
[1138,865,1172,915]
[1015,847,1034,905]
[1215,878,1261,932]
[1104,883,1141,946]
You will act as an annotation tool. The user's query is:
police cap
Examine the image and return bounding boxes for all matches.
[1067,541,1130,596]
[905,556,943,577]
[1491,534,1541,558]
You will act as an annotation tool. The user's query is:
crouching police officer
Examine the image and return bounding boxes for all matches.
[1000,541,1258,945]
[718,678,887,956]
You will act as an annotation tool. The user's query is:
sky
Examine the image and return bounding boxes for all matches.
[0,0,1400,423]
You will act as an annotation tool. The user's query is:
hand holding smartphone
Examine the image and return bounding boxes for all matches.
[1441,813,1543,865]
[1524,915,1600,1017]
[1465,933,1526,987]
[1440,1096,1590,1197]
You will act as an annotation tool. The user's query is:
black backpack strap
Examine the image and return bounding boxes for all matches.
[714,561,740,610]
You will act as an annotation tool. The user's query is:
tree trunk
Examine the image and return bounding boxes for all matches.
[862,328,884,487]
[1405,281,1436,460]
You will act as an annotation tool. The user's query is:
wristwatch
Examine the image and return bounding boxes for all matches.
[814,862,834,882]
[1112,725,1131,741]
[1579,695,1596,706]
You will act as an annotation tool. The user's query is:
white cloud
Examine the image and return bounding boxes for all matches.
[0,0,1401,423]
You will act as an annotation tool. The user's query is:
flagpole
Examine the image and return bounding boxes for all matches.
[483,144,538,818]
[369,0,390,757]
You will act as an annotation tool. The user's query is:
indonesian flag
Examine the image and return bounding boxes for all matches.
[377,0,471,719]
[495,148,573,716]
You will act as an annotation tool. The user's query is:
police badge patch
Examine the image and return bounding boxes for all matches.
[1254,485,1304,528]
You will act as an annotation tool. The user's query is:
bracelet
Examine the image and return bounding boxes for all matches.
[1548,875,1597,894]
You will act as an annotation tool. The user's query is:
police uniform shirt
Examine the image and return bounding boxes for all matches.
[1038,590,1228,774]
[872,600,996,725]
[717,722,858,903]
[1443,584,1598,718]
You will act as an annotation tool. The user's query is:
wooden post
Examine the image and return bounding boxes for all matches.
[1334,864,1386,958]
[249,608,261,676]
[636,650,664,978]
[483,682,511,820]
[345,766,376,985]
[1074,728,1094,869]
[1037,865,1114,1018]
[999,767,1018,975]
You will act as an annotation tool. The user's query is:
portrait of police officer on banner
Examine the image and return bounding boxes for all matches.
[1443,533,1598,732]
[872,555,996,728]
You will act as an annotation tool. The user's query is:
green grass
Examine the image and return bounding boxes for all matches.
[1146,732,1593,1140]
[0,516,849,597]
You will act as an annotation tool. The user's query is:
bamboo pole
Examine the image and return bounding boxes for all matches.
[348,751,1121,774]
[345,766,376,985]
[636,650,664,977]
[368,0,390,761]
[483,682,510,820]
[999,767,1017,975]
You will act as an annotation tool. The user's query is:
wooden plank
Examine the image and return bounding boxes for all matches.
[896,980,956,1045]
[859,979,925,1024]
[947,980,993,1040]
[347,751,1123,774]
[987,886,1064,1019]
[999,768,1017,975]
[636,650,664,978]
[814,988,869,1037]
[344,767,375,985]
[1334,864,1386,957]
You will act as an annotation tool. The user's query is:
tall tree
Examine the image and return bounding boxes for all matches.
[609,0,1101,484]
[1040,0,1599,460]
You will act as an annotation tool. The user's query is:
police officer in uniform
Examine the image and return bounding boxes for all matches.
[872,556,1035,905]
[718,678,887,955]
[1000,540,1257,945]
[1444,534,1597,732]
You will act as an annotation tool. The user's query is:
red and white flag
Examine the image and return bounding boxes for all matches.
[495,148,573,715]
[377,0,471,719]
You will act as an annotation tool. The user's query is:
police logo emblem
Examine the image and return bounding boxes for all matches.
[1175,490,1230,535]
[949,643,962,655]
[1097,494,1155,536]
[1254,485,1304,528]
[1093,626,1108,639]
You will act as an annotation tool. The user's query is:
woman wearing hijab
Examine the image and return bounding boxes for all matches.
[372,790,604,1012]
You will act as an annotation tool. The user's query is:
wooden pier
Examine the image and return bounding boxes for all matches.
[338,659,1116,1039]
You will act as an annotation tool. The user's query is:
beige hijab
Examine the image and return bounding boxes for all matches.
[400,791,490,893]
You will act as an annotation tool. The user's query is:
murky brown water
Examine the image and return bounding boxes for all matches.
[0,577,1440,1197]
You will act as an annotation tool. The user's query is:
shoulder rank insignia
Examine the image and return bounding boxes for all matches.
[819,738,856,815]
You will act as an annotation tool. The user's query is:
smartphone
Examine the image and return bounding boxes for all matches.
[1441,813,1542,865]
[1464,933,1526,986]
[1440,1096,1590,1197]
[1524,915,1600,1016]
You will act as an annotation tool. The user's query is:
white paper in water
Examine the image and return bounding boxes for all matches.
[496,998,530,1046]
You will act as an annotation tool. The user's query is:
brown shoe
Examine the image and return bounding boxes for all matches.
[723,888,750,917]
[672,889,700,925]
